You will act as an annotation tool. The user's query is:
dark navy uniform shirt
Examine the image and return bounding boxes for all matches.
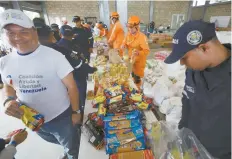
[180,44,231,159]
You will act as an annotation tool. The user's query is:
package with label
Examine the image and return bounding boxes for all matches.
[82,119,104,150]
[92,95,106,108]
[19,103,44,131]
[103,110,140,122]
[109,149,154,159]
[88,112,104,128]
[107,100,134,115]
[98,104,107,117]
[106,94,127,105]
[106,138,146,154]
[105,125,144,147]
[105,119,141,130]
[133,102,153,110]
[104,85,124,98]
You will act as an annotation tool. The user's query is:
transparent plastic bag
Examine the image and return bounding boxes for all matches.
[146,121,215,159]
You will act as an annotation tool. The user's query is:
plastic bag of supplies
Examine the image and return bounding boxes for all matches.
[146,121,215,159]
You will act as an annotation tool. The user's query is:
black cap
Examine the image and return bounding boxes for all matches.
[72,16,81,22]
[60,25,73,36]
[33,18,46,28]
[164,20,216,64]
[51,23,59,30]
[37,25,53,37]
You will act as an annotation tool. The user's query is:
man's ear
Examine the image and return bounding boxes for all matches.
[198,43,210,54]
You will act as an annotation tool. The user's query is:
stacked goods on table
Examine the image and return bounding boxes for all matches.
[149,33,173,47]
[96,84,155,159]
[144,50,186,125]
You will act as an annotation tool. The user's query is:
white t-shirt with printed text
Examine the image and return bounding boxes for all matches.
[0,45,74,122]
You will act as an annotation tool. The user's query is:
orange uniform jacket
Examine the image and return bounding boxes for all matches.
[108,21,125,52]
[99,28,107,37]
[122,31,150,77]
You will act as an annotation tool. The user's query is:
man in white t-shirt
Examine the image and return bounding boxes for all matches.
[0,9,81,159]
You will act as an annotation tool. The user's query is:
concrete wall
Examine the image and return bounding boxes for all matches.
[191,2,231,26]
[45,1,99,26]
[127,1,150,24]
[153,1,189,26]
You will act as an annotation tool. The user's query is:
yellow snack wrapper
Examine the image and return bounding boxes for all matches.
[19,103,44,131]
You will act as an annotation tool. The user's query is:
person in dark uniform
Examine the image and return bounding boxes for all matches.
[51,23,61,42]
[165,20,231,159]
[57,25,97,113]
[72,16,93,62]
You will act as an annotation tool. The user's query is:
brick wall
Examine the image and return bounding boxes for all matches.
[127,1,150,24]
[153,1,189,26]
[45,1,99,26]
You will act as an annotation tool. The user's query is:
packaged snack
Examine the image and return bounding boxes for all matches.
[104,85,124,98]
[82,119,104,150]
[106,138,146,154]
[107,101,135,115]
[134,102,152,110]
[106,94,126,105]
[105,119,141,130]
[98,104,107,117]
[87,90,95,100]
[130,93,143,102]
[88,112,104,127]
[109,149,154,159]
[19,103,44,131]
[92,96,106,108]
[103,110,140,122]
[106,125,144,147]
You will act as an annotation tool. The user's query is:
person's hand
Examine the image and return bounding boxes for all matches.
[11,129,28,146]
[4,100,23,119]
[88,48,93,54]
[72,113,81,125]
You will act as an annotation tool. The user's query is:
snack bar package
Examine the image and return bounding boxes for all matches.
[92,96,106,108]
[130,93,143,102]
[105,119,141,130]
[104,85,124,98]
[106,94,126,105]
[109,149,154,159]
[133,102,153,110]
[106,125,144,146]
[103,110,140,122]
[98,104,107,117]
[107,100,134,115]
[106,138,146,154]
[19,103,44,131]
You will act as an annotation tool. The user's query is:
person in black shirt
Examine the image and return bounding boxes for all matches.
[51,23,61,42]
[165,20,231,159]
[72,16,93,62]
[57,25,96,113]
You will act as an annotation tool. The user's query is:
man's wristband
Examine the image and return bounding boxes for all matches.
[3,96,16,107]
[9,140,17,147]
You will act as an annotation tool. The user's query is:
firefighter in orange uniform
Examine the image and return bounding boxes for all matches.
[108,12,125,57]
[121,16,150,89]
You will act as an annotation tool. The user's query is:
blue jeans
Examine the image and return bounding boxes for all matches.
[75,79,87,113]
[37,107,80,159]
